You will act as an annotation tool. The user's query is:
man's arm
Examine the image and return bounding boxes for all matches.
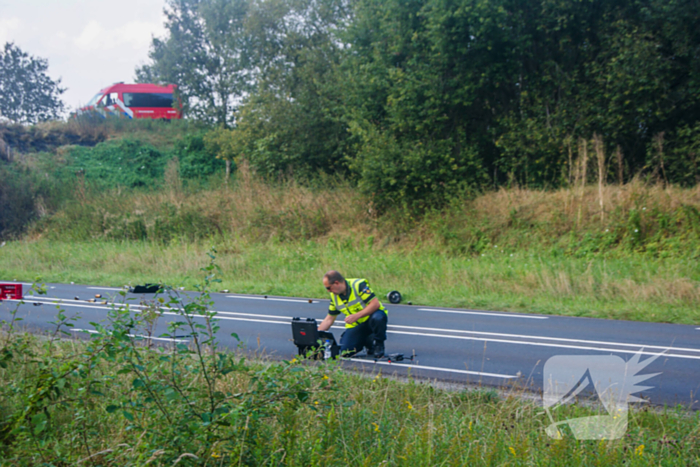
[318,313,337,331]
[344,297,380,325]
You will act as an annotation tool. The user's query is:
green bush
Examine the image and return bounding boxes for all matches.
[350,125,488,212]
[151,205,221,243]
[173,133,226,180]
[63,138,170,189]
[660,123,700,187]
[0,162,68,239]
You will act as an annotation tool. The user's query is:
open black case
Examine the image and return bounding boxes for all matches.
[291,317,340,359]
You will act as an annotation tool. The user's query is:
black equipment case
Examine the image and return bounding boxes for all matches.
[291,317,339,359]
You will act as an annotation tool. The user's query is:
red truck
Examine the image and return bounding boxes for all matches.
[79,83,182,119]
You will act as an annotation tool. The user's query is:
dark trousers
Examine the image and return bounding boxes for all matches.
[340,310,387,356]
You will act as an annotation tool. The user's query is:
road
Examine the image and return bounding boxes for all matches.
[1,281,699,408]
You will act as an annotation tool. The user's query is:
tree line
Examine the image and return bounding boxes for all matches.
[5,0,699,212]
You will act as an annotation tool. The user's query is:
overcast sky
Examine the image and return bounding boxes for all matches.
[0,0,167,114]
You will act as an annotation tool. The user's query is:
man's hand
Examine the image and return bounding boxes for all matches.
[344,313,360,325]
[318,314,337,331]
[344,298,380,325]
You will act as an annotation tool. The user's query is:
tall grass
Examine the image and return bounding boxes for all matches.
[2,163,699,323]
[2,237,699,324]
[29,161,700,254]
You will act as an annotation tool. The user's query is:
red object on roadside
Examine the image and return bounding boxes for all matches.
[0,284,22,300]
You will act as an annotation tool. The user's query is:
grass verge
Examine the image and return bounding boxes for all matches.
[1,238,699,324]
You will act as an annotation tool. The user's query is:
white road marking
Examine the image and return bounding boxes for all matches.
[388,330,700,360]
[87,287,124,291]
[160,311,292,326]
[20,298,297,322]
[11,297,700,360]
[418,308,547,319]
[227,295,320,304]
[348,358,516,379]
[34,298,292,324]
[70,328,189,343]
[390,324,700,354]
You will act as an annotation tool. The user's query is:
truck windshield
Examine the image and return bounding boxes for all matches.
[86,92,104,107]
[123,93,174,108]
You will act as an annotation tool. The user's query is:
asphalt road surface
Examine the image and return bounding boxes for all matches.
[1,281,699,409]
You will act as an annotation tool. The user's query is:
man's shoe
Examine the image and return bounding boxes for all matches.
[372,340,385,358]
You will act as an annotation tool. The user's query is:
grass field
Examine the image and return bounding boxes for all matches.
[1,238,699,324]
[1,165,700,323]
[3,169,700,323]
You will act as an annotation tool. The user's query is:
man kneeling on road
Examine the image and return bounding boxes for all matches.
[318,270,388,358]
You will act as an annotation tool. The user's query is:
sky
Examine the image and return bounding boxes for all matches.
[0,0,168,114]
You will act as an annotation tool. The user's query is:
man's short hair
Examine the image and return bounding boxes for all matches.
[324,270,344,284]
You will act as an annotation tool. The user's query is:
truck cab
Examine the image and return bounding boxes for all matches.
[80,83,181,119]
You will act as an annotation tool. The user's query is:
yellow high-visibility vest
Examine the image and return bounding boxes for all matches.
[329,278,387,328]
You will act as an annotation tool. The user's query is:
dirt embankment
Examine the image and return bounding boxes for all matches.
[0,120,107,160]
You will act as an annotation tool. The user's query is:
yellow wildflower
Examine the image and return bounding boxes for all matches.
[635,445,645,456]
[509,446,516,457]
[372,422,380,432]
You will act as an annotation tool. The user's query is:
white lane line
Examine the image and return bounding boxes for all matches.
[419,308,547,319]
[388,330,700,360]
[160,311,292,326]
[70,328,189,343]
[24,295,110,307]
[18,299,296,322]
[348,358,516,379]
[13,298,700,359]
[390,324,700,354]
[227,295,320,304]
[8,299,297,327]
[87,287,124,291]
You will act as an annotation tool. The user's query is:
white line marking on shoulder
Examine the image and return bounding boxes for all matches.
[347,358,517,379]
[70,328,189,343]
[418,308,547,319]
[388,330,700,360]
[227,295,319,303]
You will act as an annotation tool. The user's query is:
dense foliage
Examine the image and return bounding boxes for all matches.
[0,119,220,239]
[140,0,700,210]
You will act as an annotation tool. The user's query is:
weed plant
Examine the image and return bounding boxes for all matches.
[0,259,698,465]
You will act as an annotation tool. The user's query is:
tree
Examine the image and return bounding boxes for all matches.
[136,0,254,127]
[0,43,65,124]
[232,0,353,178]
